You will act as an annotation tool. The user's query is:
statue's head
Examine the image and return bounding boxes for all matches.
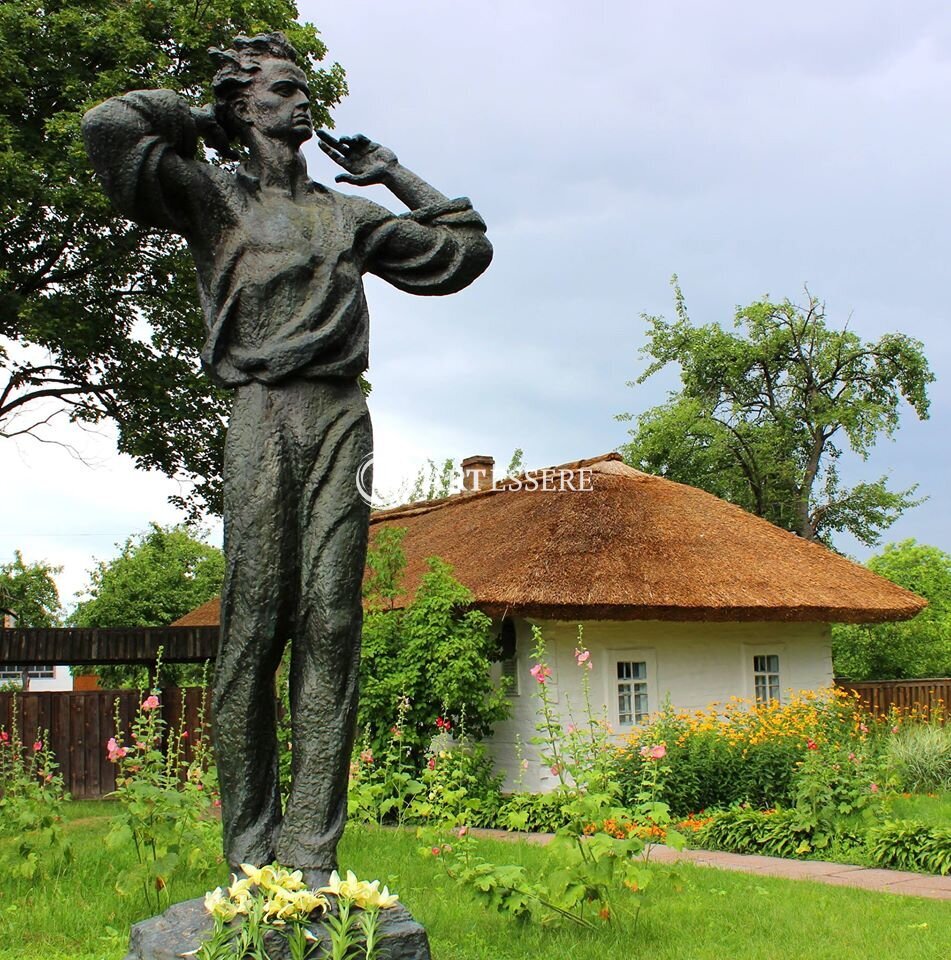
[210,33,312,147]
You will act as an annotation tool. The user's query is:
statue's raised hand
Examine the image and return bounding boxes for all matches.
[316,132,397,186]
[190,105,240,160]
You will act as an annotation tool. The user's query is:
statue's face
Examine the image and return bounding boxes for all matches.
[239,59,313,146]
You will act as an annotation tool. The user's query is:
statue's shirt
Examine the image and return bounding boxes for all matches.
[82,90,491,386]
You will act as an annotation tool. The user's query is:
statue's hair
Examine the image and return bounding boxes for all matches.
[209,32,300,136]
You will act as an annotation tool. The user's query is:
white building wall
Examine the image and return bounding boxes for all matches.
[486,617,833,792]
[0,665,74,692]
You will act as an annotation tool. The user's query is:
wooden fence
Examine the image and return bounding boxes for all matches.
[0,687,212,799]
[834,678,950,721]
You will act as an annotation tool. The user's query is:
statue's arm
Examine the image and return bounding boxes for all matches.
[319,133,492,295]
[82,90,211,233]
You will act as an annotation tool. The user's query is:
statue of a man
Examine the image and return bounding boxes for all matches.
[82,33,491,885]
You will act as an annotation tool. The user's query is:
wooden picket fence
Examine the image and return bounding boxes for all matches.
[0,687,211,799]
[834,678,949,722]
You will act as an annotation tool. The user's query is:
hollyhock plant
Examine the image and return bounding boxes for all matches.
[529,663,551,684]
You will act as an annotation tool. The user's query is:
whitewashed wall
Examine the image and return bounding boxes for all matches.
[486,617,833,792]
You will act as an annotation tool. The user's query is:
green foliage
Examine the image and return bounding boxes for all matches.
[0,550,62,626]
[0,696,72,880]
[407,458,458,502]
[411,740,504,828]
[358,529,510,763]
[106,671,219,913]
[496,791,574,833]
[867,820,951,875]
[833,539,951,679]
[348,696,424,827]
[884,723,951,792]
[1,0,347,515]
[70,523,223,686]
[421,627,683,929]
[617,690,886,817]
[696,808,819,859]
[619,280,933,547]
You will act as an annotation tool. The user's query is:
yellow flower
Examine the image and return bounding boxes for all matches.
[204,887,239,922]
[319,869,399,909]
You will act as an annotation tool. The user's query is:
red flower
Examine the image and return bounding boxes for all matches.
[33,740,42,752]
[806,739,818,751]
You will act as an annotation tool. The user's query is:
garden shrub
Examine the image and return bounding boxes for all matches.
[0,697,71,879]
[868,820,951,875]
[412,739,504,827]
[106,676,219,912]
[618,690,879,817]
[359,530,510,765]
[885,723,951,792]
[497,790,574,833]
[696,808,816,858]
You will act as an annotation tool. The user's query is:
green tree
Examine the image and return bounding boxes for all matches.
[1,0,347,516]
[619,281,933,547]
[833,540,951,680]
[0,551,62,627]
[70,523,223,686]
[359,528,510,762]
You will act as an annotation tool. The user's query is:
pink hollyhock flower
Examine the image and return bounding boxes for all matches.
[640,744,666,760]
[806,739,819,751]
[213,798,221,808]
[550,764,561,776]
[848,752,856,761]
[870,782,880,793]
[891,726,900,735]
[0,731,8,743]
[574,648,592,669]
[859,723,869,734]
[33,740,42,752]
[529,663,551,684]
[142,695,160,711]
[180,731,189,739]
[106,737,128,762]
[360,749,374,765]
[566,724,576,734]
[427,757,436,770]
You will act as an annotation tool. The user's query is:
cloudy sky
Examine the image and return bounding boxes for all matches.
[5,0,951,606]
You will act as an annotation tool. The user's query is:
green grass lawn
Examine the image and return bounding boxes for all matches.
[0,801,948,960]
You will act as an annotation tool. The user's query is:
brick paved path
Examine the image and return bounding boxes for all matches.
[469,828,951,901]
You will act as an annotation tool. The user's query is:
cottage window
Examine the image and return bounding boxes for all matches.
[617,660,649,725]
[753,654,781,703]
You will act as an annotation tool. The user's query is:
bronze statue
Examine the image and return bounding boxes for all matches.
[83,33,491,886]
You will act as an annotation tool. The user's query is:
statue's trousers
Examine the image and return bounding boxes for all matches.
[212,377,372,871]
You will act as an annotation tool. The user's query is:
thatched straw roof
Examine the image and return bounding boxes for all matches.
[172,453,925,627]
[368,453,925,625]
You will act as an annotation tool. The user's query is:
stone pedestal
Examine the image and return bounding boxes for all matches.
[123,897,431,960]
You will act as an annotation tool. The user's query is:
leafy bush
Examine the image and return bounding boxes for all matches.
[106,671,219,912]
[497,790,574,833]
[868,820,951,875]
[413,739,503,828]
[618,690,880,816]
[0,696,71,879]
[885,723,951,792]
[359,529,510,764]
[696,808,816,858]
